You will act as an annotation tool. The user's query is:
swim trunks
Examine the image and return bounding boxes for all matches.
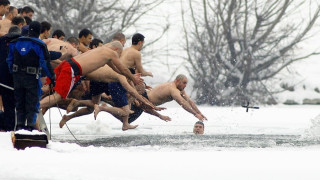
[128,91,148,123]
[129,67,135,74]
[54,58,82,99]
[108,82,128,107]
[90,81,109,96]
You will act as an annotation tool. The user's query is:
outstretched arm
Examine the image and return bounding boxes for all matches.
[144,108,171,122]
[171,88,206,121]
[117,75,155,110]
[134,53,153,77]
[181,91,207,120]
[108,52,143,85]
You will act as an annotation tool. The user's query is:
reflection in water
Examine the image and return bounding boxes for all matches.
[54,134,320,149]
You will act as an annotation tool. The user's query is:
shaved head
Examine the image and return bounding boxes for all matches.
[107,40,123,56]
[175,74,187,81]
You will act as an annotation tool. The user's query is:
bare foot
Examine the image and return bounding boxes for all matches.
[122,124,139,131]
[59,115,70,128]
[129,109,134,114]
[67,99,78,113]
[94,104,100,120]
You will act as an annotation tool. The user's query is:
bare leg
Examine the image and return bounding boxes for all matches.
[66,99,79,113]
[121,105,138,131]
[35,116,40,130]
[40,92,62,109]
[93,103,134,120]
[61,95,102,127]
[59,108,93,128]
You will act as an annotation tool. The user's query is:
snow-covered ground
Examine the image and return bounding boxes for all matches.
[3,1,320,180]
[1,104,320,180]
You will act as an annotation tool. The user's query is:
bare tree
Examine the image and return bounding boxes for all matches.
[13,0,168,42]
[181,0,320,105]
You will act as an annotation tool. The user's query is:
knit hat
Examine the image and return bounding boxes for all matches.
[28,21,41,38]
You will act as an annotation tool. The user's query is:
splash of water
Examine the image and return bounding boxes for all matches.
[302,114,320,140]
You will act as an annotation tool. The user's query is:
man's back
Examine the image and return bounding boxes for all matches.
[44,38,78,59]
[73,45,116,75]
[147,82,177,106]
[120,47,139,68]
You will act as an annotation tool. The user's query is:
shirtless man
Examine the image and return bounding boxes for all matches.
[147,74,206,121]
[39,21,51,40]
[52,29,65,41]
[0,6,17,36]
[78,28,92,53]
[40,41,154,130]
[94,82,171,124]
[19,6,34,19]
[101,74,207,123]
[11,16,25,29]
[43,37,78,68]
[0,1,10,20]
[120,33,153,76]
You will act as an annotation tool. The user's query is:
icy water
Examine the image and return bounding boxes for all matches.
[44,105,320,151]
[53,134,320,149]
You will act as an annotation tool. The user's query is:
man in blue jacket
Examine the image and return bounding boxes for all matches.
[6,21,55,131]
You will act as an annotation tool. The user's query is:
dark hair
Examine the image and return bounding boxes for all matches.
[67,36,79,45]
[11,16,25,26]
[8,25,20,34]
[21,6,34,14]
[195,121,204,128]
[52,29,65,38]
[112,32,125,41]
[17,7,21,14]
[89,38,103,49]
[5,6,16,16]
[0,0,10,6]
[40,21,51,33]
[132,33,144,45]
[78,28,92,38]
[23,16,32,25]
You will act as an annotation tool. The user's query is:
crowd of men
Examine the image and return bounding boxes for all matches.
[0,0,207,134]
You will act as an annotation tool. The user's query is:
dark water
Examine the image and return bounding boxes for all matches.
[53,134,320,149]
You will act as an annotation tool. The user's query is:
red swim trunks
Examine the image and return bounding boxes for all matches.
[54,58,82,99]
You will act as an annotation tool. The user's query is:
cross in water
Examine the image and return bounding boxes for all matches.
[242,101,259,112]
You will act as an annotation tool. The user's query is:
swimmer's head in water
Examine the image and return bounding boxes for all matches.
[193,121,204,135]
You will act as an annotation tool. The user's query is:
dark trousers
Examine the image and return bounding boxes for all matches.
[13,73,41,129]
[0,88,15,131]
[0,61,15,131]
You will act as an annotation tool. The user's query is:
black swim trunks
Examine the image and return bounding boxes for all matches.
[90,81,109,96]
[128,91,148,124]
[129,67,135,74]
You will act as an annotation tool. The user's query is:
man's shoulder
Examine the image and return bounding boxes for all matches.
[99,46,117,57]
[125,47,140,54]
